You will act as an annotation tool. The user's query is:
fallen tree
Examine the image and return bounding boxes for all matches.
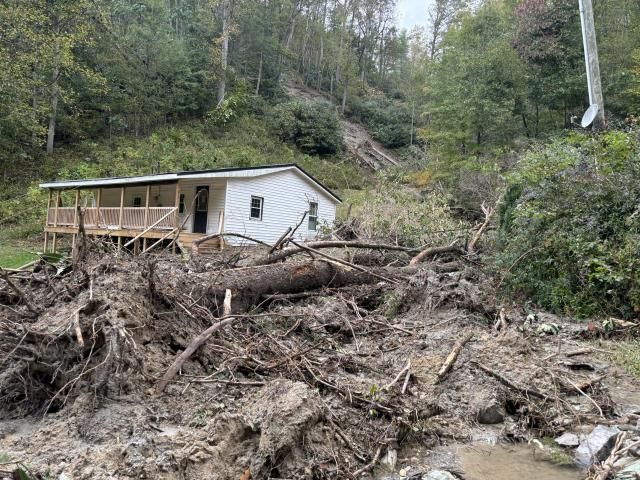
[168,260,400,314]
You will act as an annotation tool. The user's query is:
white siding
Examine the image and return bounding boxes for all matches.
[177,179,226,234]
[223,169,337,245]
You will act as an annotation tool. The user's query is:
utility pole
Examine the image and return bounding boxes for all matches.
[578,0,605,129]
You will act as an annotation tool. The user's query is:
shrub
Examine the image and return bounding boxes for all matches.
[495,130,640,318]
[341,174,469,247]
[349,96,412,148]
[270,101,343,155]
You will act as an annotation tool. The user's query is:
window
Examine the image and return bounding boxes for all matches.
[196,188,208,212]
[250,196,263,220]
[179,193,185,214]
[308,201,318,230]
[133,196,142,207]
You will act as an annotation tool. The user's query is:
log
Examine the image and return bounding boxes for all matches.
[253,240,417,266]
[180,260,393,315]
[435,332,473,383]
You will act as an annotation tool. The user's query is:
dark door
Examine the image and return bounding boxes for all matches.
[193,186,209,233]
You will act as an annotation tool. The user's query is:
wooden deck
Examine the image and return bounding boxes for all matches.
[43,206,222,254]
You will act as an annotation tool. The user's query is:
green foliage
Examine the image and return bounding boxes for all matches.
[609,341,640,378]
[271,101,343,155]
[495,130,640,318]
[342,173,469,247]
[349,96,412,148]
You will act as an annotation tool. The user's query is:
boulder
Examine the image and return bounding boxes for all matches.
[555,432,581,447]
[423,470,457,480]
[475,399,505,424]
[575,425,621,467]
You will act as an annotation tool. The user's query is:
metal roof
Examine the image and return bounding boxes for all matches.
[39,163,341,203]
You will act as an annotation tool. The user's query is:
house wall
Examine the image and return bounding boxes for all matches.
[223,169,337,245]
[177,179,226,234]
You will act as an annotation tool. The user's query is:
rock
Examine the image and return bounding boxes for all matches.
[614,459,640,479]
[575,425,621,467]
[476,400,505,424]
[423,470,457,480]
[555,432,581,447]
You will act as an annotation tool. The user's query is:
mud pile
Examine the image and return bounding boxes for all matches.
[0,246,636,479]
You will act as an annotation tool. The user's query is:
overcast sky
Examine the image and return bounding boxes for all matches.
[396,0,430,30]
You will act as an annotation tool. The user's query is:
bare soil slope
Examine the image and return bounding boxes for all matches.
[285,84,400,170]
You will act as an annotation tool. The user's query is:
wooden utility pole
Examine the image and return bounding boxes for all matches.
[578,0,605,129]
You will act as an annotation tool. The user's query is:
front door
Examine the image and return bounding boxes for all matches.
[193,186,209,233]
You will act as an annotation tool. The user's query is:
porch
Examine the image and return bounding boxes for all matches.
[43,181,225,254]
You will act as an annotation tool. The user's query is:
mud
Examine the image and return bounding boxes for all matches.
[0,246,639,479]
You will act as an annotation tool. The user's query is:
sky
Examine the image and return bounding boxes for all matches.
[396,0,430,30]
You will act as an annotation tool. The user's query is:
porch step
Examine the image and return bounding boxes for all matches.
[177,232,222,255]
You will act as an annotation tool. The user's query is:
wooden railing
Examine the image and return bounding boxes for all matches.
[46,207,177,230]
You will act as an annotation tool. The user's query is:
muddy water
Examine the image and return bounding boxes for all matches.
[459,444,582,480]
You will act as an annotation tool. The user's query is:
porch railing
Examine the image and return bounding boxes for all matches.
[46,207,177,230]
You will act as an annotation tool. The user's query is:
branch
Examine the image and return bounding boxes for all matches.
[435,332,473,383]
[409,243,462,267]
[467,202,495,254]
[156,314,247,393]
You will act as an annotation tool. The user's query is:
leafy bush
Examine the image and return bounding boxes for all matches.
[271,101,343,155]
[495,131,640,318]
[349,96,412,148]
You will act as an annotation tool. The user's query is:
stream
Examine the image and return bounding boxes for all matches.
[458,444,582,480]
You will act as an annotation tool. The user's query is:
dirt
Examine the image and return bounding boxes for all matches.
[1,244,640,479]
[285,83,400,170]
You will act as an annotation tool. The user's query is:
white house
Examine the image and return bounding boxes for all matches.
[39,164,341,253]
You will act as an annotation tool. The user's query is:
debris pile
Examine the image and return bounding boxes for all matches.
[0,236,638,479]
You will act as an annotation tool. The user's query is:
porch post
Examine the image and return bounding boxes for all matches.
[46,189,52,226]
[53,190,60,227]
[96,187,102,228]
[143,184,150,229]
[143,184,150,253]
[73,189,80,227]
[44,189,52,253]
[172,182,180,254]
[118,187,125,229]
[72,189,80,250]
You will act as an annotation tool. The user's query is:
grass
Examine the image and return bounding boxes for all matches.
[608,340,640,378]
[0,229,41,269]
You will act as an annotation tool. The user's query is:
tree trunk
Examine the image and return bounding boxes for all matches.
[46,38,60,154]
[217,0,230,106]
[178,261,388,315]
[341,77,349,114]
[255,52,263,95]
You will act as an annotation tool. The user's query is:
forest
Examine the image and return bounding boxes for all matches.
[3,0,640,479]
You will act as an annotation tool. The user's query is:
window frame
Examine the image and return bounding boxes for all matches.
[308,201,318,231]
[250,195,264,220]
[133,196,142,208]
[178,193,185,214]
